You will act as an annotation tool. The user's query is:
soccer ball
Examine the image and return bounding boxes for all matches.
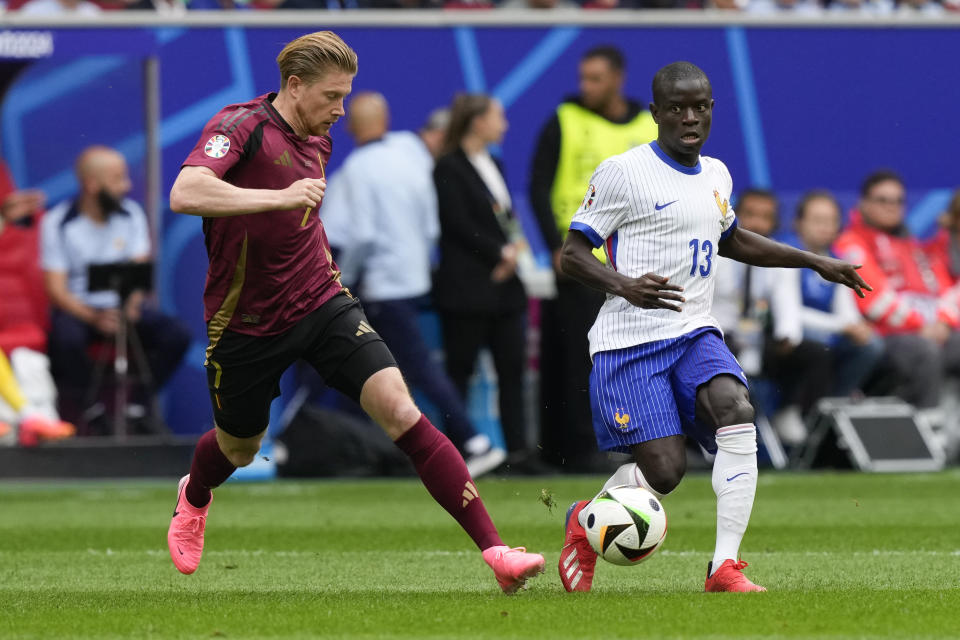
[583,485,667,566]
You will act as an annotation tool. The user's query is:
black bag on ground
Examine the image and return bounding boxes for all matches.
[275,405,414,478]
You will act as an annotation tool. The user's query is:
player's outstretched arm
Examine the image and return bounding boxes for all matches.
[561,230,686,312]
[169,166,326,218]
[719,225,872,298]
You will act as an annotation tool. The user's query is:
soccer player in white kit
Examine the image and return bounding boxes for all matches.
[557,62,870,593]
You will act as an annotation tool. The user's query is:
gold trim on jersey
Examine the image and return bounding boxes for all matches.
[205,232,249,368]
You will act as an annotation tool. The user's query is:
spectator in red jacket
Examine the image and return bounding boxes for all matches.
[834,171,960,409]
[924,188,960,281]
[0,160,75,445]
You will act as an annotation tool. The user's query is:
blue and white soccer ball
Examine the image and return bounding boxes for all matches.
[583,485,667,566]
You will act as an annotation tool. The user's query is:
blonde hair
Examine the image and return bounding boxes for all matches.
[276,31,358,88]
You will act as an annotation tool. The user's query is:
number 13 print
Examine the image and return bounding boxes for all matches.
[688,238,713,277]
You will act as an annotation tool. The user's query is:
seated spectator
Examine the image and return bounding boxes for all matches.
[499,0,579,7]
[0,162,74,445]
[767,190,884,445]
[18,0,101,14]
[835,171,960,417]
[713,188,777,378]
[925,188,960,281]
[895,0,944,12]
[41,146,190,429]
[713,187,837,445]
[825,0,894,12]
[747,0,821,13]
[321,94,506,477]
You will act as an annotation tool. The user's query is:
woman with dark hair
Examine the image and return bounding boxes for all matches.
[432,93,533,471]
[766,190,883,445]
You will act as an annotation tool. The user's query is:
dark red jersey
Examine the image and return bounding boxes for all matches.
[183,93,343,336]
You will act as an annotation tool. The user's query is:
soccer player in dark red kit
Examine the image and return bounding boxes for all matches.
[166,31,544,593]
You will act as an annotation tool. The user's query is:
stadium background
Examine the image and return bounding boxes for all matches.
[1,18,956,438]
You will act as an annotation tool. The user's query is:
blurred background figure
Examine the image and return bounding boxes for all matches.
[529,45,657,471]
[41,146,190,432]
[0,160,74,446]
[713,188,778,378]
[926,188,960,282]
[18,0,100,14]
[766,190,884,446]
[746,0,821,12]
[322,94,507,477]
[433,93,538,472]
[835,171,960,428]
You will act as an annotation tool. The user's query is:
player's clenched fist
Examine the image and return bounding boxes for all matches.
[278,177,326,210]
[619,273,686,312]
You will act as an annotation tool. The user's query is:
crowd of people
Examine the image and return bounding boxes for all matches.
[1,42,958,476]
[716,177,960,452]
[5,0,957,14]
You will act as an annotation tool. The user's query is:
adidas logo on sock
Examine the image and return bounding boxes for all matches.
[273,150,292,167]
[462,481,479,507]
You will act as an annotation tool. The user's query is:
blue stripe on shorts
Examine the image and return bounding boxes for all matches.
[589,327,748,455]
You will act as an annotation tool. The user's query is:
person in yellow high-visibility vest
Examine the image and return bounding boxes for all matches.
[529,45,657,471]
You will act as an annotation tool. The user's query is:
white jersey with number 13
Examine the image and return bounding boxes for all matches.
[569,141,738,356]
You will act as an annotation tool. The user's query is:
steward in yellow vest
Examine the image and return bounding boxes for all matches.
[529,46,657,472]
[530,52,657,266]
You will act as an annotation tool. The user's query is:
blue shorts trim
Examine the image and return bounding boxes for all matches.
[589,327,748,455]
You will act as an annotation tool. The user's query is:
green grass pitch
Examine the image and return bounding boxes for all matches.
[3,470,960,639]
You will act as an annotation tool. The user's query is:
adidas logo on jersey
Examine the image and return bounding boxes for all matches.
[355,321,375,337]
[274,150,292,167]
[462,481,479,507]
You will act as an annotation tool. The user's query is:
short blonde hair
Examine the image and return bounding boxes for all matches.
[276,31,358,88]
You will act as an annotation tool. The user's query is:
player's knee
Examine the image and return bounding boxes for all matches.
[643,464,685,496]
[386,399,420,435]
[223,446,258,468]
[361,369,420,438]
[376,390,420,439]
[637,452,686,495]
[713,393,755,427]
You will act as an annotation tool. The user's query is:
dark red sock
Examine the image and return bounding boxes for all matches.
[395,414,504,551]
[185,429,236,508]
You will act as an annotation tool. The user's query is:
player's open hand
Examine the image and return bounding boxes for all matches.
[619,273,686,312]
[278,178,326,210]
[812,256,872,298]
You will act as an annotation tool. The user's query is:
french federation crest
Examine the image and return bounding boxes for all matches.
[714,189,730,230]
[614,408,631,431]
[713,189,728,216]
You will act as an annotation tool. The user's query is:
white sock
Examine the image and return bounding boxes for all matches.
[579,463,668,528]
[710,424,758,576]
